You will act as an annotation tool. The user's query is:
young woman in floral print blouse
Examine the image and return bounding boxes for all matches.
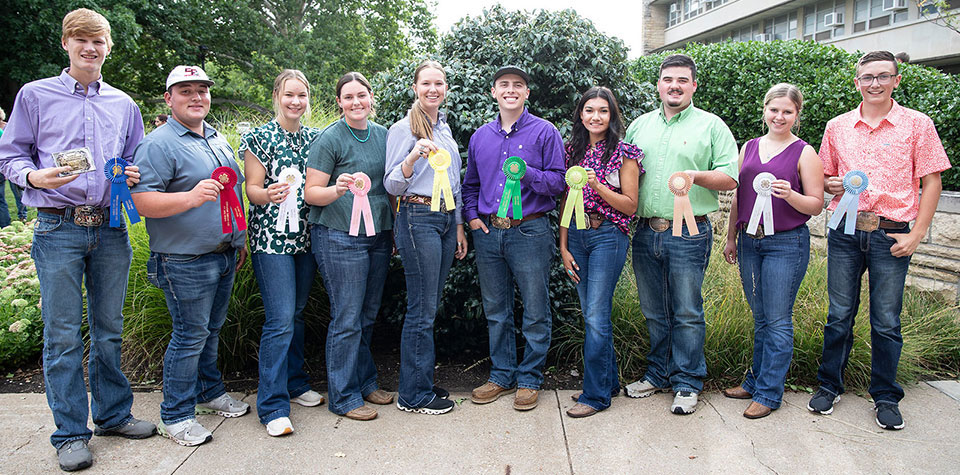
[241,69,323,437]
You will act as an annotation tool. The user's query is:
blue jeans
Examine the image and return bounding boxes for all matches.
[631,218,712,394]
[394,203,457,408]
[251,252,316,424]
[737,226,810,409]
[0,175,9,228]
[312,225,390,415]
[816,226,911,404]
[147,249,236,424]
[31,209,134,449]
[567,220,628,411]
[10,180,27,220]
[472,216,555,390]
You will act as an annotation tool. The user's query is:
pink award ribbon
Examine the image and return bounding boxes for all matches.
[212,166,246,234]
[275,167,302,233]
[668,171,698,237]
[348,172,375,237]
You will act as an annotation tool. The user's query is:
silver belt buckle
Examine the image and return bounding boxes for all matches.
[73,206,103,227]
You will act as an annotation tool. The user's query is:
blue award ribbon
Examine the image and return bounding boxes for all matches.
[104,157,141,227]
[827,170,868,235]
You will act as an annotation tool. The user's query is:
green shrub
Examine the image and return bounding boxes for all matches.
[371,6,657,352]
[0,221,42,369]
[632,41,960,190]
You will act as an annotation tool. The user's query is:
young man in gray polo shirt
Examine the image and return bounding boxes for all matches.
[131,66,249,447]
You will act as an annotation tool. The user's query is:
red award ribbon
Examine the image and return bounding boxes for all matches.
[212,166,247,234]
[668,171,698,237]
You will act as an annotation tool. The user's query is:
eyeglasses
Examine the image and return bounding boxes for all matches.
[856,73,896,85]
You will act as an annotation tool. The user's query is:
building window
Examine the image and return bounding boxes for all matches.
[765,13,799,40]
[803,1,846,41]
[854,0,909,33]
[666,0,733,28]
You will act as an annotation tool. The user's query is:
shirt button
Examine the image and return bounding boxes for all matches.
[86,117,92,121]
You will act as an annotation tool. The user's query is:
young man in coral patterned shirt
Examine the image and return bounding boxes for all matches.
[808,51,951,430]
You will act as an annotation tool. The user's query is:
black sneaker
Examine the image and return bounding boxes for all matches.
[396,396,455,415]
[433,385,450,399]
[807,388,840,415]
[875,403,905,430]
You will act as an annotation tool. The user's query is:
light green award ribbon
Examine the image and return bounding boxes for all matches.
[560,166,587,229]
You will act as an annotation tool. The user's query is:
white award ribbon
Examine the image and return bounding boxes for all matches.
[746,172,776,236]
[275,168,303,233]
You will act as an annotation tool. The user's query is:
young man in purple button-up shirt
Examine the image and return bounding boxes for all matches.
[0,8,155,472]
[463,66,566,411]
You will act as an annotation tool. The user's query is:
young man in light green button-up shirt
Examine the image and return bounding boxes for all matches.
[621,54,739,415]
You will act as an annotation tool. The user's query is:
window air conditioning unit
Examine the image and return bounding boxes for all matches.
[824,12,844,27]
[755,33,773,41]
[883,0,908,12]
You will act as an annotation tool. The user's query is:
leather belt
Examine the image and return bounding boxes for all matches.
[587,212,605,230]
[211,242,234,254]
[643,215,707,233]
[399,194,452,213]
[486,212,545,229]
[853,211,907,232]
[739,223,766,239]
[38,206,107,227]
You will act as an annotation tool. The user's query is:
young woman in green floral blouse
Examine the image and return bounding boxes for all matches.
[242,69,323,437]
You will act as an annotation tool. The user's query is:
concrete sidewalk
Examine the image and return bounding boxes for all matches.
[1,382,958,474]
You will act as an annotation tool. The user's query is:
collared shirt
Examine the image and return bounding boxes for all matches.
[384,111,463,223]
[819,100,951,222]
[569,140,645,234]
[462,109,566,222]
[131,118,246,254]
[624,103,738,218]
[0,69,145,208]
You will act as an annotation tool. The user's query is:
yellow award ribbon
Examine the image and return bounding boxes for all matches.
[428,150,455,212]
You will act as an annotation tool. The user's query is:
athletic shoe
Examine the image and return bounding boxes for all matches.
[875,403,905,430]
[266,417,295,436]
[196,393,250,418]
[94,417,157,439]
[807,388,840,415]
[157,419,212,447]
[624,379,669,398]
[396,396,455,415]
[291,390,325,407]
[671,391,698,415]
[57,440,92,471]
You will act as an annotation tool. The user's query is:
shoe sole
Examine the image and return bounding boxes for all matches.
[291,396,325,407]
[157,425,212,447]
[806,395,841,415]
[471,387,517,404]
[875,408,905,430]
[195,406,250,418]
[625,387,669,399]
[513,400,538,411]
[395,401,454,415]
[671,406,696,415]
[267,426,295,437]
[59,460,92,472]
[93,427,157,439]
[721,390,752,400]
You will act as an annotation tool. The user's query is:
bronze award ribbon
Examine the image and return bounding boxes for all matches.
[496,156,526,220]
[668,171,698,237]
[348,172,376,237]
[212,166,247,234]
[560,166,587,229]
[428,150,455,212]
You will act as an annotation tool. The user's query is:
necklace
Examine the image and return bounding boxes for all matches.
[344,119,370,143]
[761,136,793,162]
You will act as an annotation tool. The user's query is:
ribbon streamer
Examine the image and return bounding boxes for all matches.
[827,170,869,235]
[560,166,587,229]
[103,157,140,227]
[746,172,776,236]
[212,166,247,234]
[496,156,526,220]
[668,171,698,237]
[275,167,302,233]
[428,150,456,212]
[348,172,375,237]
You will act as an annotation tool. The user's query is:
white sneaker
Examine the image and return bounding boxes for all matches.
[624,379,670,398]
[265,417,294,437]
[196,393,250,418]
[671,391,698,415]
[291,390,325,407]
[158,419,212,446]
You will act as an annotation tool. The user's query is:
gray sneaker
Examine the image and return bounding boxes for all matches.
[624,379,670,398]
[157,419,213,447]
[94,417,157,439]
[57,439,92,471]
[671,391,698,415]
[196,393,249,418]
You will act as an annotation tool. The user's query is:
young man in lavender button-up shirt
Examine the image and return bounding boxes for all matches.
[463,65,566,412]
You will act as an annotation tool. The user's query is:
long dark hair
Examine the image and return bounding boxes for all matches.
[567,86,624,168]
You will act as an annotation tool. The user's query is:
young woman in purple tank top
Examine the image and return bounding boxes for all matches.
[721,84,824,419]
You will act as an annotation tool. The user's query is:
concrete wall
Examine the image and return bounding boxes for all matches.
[713,191,960,303]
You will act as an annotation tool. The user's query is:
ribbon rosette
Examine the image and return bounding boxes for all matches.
[212,166,247,234]
[428,150,456,212]
[746,172,776,236]
[348,172,376,237]
[668,171,698,237]
[496,156,526,220]
[827,170,869,235]
[275,167,303,233]
[560,166,588,229]
[103,157,140,227]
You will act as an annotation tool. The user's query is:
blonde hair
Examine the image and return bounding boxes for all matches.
[763,83,803,131]
[62,8,113,49]
[409,60,446,141]
[272,69,311,120]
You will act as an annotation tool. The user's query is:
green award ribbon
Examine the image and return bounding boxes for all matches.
[560,166,587,229]
[496,156,526,220]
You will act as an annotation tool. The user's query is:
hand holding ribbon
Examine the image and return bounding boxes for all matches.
[348,172,375,237]
[212,166,247,234]
[428,150,456,212]
[496,156,526,220]
[560,166,587,229]
[668,171,698,237]
[827,170,868,235]
[275,167,302,233]
[104,157,141,227]
[746,172,776,236]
